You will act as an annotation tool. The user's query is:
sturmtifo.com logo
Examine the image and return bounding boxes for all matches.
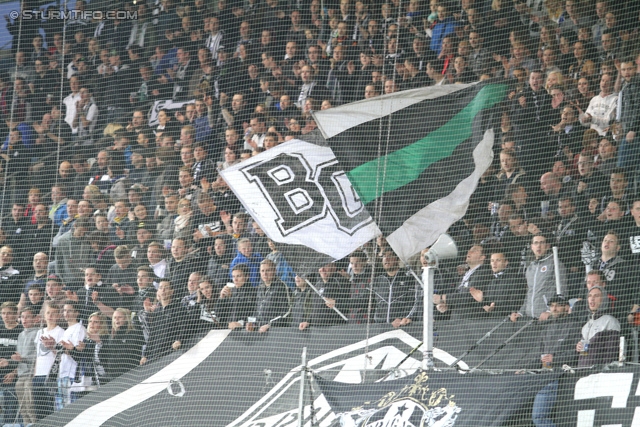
[9,9,138,20]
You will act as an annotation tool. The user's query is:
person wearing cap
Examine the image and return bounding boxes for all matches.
[131,222,155,268]
[126,203,156,245]
[530,295,582,427]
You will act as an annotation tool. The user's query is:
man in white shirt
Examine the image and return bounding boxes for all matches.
[63,76,82,135]
[579,73,617,136]
[57,302,86,410]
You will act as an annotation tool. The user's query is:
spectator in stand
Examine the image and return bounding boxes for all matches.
[344,250,372,323]
[6,306,40,425]
[620,198,640,262]
[140,279,194,364]
[430,3,459,56]
[4,203,32,273]
[0,301,21,422]
[0,246,23,304]
[229,238,264,287]
[530,295,581,427]
[246,259,291,332]
[18,252,50,310]
[179,272,201,311]
[372,251,419,326]
[616,58,640,170]
[102,308,144,382]
[49,185,69,228]
[105,246,138,309]
[70,312,110,390]
[511,233,567,322]
[32,302,64,421]
[600,168,634,216]
[166,237,199,297]
[299,262,349,330]
[467,250,526,318]
[215,264,257,330]
[56,301,86,410]
[512,70,555,172]
[578,73,617,137]
[433,245,492,320]
[576,286,620,367]
[69,266,121,324]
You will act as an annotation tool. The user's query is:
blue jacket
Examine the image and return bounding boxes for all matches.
[430,17,459,55]
[229,252,264,287]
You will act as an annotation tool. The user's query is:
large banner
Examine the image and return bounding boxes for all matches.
[36,320,621,427]
[556,365,640,427]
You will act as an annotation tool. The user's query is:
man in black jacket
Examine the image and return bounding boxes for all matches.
[512,70,555,172]
[71,267,121,324]
[531,295,582,427]
[373,251,419,327]
[468,251,526,318]
[299,262,349,330]
[617,58,640,170]
[247,259,290,332]
[433,245,492,320]
[215,263,257,330]
[141,279,195,364]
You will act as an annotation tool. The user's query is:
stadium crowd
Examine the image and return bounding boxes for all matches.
[0,0,639,424]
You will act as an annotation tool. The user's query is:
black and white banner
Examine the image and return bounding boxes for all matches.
[556,365,640,427]
[36,320,631,427]
[148,99,195,127]
[220,140,381,262]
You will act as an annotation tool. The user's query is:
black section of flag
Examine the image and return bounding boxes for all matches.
[317,369,559,427]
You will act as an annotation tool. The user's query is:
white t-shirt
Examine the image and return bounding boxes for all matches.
[59,322,87,379]
[34,326,65,377]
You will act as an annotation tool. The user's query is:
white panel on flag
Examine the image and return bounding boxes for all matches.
[221,139,381,260]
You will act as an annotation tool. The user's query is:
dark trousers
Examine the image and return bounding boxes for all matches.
[32,375,54,421]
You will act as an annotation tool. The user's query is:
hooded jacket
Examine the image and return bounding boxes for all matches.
[578,286,621,367]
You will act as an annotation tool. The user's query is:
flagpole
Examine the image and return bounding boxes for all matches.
[298,347,307,427]
[304,279,349,322]
[422,266,435,370]
[552,246,563,297]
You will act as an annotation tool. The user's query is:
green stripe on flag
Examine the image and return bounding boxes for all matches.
[347,84,507,204]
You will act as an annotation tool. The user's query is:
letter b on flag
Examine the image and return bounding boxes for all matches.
[241,152,371,237]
